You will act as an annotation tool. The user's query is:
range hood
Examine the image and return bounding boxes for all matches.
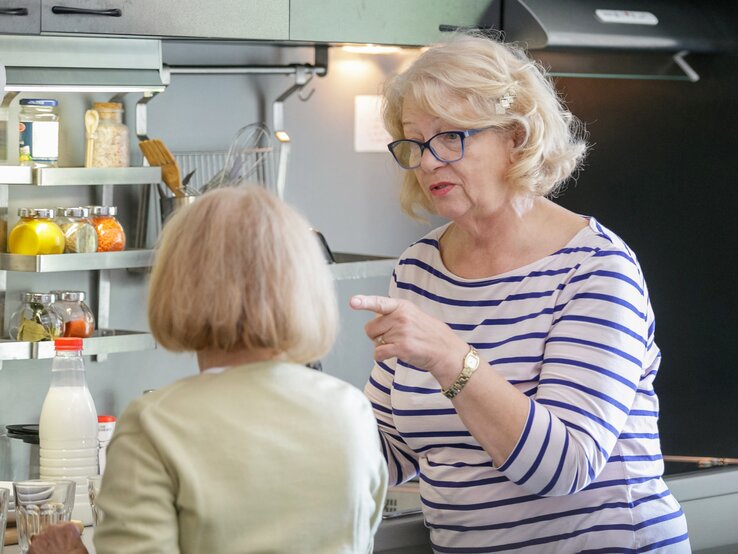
[502,0,738,81]
[0,35,167,92]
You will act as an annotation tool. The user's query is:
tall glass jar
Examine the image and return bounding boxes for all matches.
[91,102,130,168]
[55,207,98,253]
[51,290,96,338]
[8,292,64,342]
[19,98,60,168]
[89,205,126,252]
[7,208,65,255]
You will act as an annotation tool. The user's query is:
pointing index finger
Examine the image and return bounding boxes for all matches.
[350,295,400,315]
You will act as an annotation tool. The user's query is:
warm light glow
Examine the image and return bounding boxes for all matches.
[341,44,403,55]
[274,130,291,143]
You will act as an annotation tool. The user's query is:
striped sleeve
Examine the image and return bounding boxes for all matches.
[496,248,648,496]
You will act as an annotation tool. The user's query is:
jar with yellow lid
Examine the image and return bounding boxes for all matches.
[8,208,65,255]
[91,102,130,168]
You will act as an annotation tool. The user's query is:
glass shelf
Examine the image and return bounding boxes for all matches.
[0,166,161,186]
[0,329,156,365]
[0,250,155,272]
[329,252,396,280]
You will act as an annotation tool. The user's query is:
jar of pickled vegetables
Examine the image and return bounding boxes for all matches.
[51,290,95,338]
[8,292,64,342]
[55,207,98,253]
[7,208,65,255]
[89,205,126,252]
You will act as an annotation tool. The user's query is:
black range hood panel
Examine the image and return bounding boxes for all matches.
[503,0,737,53]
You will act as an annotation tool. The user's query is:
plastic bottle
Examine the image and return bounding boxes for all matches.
[39,337,98,525]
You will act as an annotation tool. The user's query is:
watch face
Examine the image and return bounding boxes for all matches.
[465,349,480,370]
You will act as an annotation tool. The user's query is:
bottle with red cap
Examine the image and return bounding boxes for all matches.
[38,337,98,525]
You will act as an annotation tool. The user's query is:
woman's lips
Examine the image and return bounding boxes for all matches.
[429,182,455,197]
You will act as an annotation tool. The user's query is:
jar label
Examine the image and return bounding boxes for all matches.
[19,120,59,162]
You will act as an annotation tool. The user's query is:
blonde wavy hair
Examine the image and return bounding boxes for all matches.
[148,186,338,364]
[383,33,588,218]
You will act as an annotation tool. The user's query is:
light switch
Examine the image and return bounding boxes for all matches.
[354,95,392,153]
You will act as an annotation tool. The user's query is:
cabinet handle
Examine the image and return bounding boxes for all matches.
[51,6,122,17]
[0,7,29,15]
[439,25,496,33]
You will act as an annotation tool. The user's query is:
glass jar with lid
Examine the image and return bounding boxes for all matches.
[91,102,130,168]
[7,208,65,255]
[8,292,64,342]
[89,205,126,252]
[51,290,96,338]
[19,98,60,168]
[55,207,98,253]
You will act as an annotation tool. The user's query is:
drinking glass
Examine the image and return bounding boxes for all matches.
[12,479,75,554]
[87,475,103,527]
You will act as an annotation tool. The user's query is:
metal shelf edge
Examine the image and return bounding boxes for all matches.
[0,165,33,184]
[35,167,162,186]
[0,330,157,362]
[0,250,155,272]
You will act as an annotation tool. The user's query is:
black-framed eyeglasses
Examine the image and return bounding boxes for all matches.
[387,127,494,170]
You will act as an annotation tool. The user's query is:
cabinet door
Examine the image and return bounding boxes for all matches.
[0,0,41,34]
[290,0,500,46]
[41,0,288,41]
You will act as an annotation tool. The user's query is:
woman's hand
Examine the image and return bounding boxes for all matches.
[28,523,88,554]
[350,294,468,378]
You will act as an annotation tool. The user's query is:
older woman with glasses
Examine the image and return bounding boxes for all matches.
[351,34,689,552]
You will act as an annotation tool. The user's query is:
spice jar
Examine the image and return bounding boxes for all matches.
[7,208,65,255]
[89,205,126,252]
[51,290,95,338]
[19,98,60,168]
[8,292,64,342]
[91,102,130,168]
[55,207,98,253]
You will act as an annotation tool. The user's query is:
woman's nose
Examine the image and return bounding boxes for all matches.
[418,147,446,172]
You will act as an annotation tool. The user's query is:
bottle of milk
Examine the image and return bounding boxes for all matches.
[39,337,98,525]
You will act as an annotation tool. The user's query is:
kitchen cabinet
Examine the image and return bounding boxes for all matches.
[3,0,498,46]
[39,0,288,41]
[0,0,40,35]
[0,165,160,367]
[289,0,500,46]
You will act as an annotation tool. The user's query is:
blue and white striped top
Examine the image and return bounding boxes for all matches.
[365,217,690,553]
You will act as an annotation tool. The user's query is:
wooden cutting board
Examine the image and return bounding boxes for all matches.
[3,520,84,545]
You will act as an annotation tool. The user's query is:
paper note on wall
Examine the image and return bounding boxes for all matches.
[354,95,392,153]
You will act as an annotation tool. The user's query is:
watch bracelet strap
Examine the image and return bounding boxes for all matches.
[442,346,479,399]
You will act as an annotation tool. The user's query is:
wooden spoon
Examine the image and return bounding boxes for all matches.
[139,139,184,197]
[84,109,99,168]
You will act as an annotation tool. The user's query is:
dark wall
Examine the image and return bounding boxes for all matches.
[552,53,738,459]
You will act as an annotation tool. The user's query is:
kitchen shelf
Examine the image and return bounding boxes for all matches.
[0,166,161,186]
[0,250,155,273]
[0,330,156,364]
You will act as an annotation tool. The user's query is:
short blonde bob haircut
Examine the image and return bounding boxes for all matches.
[148,186,338,364]
[383,33,588,218]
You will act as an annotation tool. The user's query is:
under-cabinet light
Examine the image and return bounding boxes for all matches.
[341,44,403,55]
[274,130,291,143]
[3,85,166,93]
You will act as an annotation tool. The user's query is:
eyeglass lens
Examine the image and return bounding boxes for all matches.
[392,132,464,169]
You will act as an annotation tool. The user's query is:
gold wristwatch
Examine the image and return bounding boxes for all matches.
[442,346,480,399]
